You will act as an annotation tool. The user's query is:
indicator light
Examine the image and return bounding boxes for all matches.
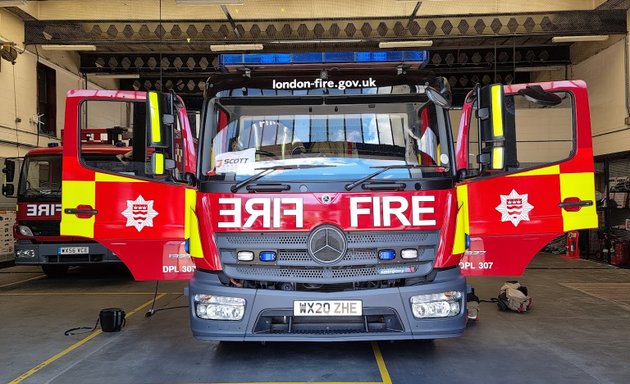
[378,249,396,260]
[259,251,277,262]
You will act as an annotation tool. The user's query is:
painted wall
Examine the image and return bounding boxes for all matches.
[572,39,629,157]
[0,9,116,158]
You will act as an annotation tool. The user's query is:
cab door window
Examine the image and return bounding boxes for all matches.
[467,91,574,174]
[79,99,158,179]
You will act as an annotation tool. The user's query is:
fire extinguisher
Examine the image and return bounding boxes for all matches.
[566,231,580,259]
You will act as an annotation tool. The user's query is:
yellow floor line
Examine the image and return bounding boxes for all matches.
[0,292,182,296]
[0,275,46,288]
[371,342,392,384]
[8,293,167,384]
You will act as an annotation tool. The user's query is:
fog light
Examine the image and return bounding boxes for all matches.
[16,249,36,258]
[17,225,33,237]
[194,294,245,321]
[378,249,396,260]
[410,291,462,319]
[237,251,254,261]
[259,251,277,262]
[401,249,418,259]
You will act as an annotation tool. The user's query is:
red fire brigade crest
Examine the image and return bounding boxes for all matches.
[495,189,534,227]
[121,195,159,232]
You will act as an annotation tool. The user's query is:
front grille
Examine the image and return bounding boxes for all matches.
[216,230,439,284]
[225,263,432,284]
[253,308,404,335]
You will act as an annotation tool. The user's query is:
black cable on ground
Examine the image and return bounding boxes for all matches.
[64,317,100,336]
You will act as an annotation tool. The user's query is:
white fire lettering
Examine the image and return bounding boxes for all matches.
[218,197,304,228]
[26,203,62,217]
[350,196,436,228]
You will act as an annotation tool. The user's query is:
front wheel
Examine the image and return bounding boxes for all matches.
[42,265,69,277]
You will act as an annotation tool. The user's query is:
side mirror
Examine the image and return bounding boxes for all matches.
[3,159,16,181]
[2,184,14,197]
[147,91,174,148]
[518,85,562,106]
[2,159,17,197]
[425,77,452,108]
[148,152,176,176]
[477,84,507,171]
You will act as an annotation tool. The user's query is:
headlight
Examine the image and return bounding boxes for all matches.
[194,294,245,321]
[16,249,36,258]
[17,225,34,237]
[410,291,462,319]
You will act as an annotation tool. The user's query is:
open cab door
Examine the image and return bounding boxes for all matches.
[456,81,597,276]
[60,90,198,280]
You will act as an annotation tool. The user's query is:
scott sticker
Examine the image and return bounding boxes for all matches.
[121,195,159,232]
[215,148,256,174]
[495,189,534,227]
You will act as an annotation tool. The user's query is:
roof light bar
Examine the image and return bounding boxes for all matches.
[219,50,428,66]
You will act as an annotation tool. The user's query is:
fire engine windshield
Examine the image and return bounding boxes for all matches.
[208,100,451,182]
[17,155,62,202]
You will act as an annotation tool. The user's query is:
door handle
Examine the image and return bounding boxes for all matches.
[64,205,98,218]
[558,198,593,212]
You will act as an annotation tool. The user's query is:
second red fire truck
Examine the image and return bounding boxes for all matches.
[57,51,597,341]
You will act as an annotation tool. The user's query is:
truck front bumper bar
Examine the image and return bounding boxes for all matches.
[14,241,120,265]
[188,268,467,342]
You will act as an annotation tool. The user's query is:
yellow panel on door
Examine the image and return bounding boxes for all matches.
[60,180,96,238]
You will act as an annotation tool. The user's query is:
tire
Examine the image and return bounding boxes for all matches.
[42,265,69,277]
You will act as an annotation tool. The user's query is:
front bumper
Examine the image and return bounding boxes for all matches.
[15,241,120,265]
[188,268,467,342]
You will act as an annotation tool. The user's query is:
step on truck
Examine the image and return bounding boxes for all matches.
[58,51,597,341]
[2,90,196,277]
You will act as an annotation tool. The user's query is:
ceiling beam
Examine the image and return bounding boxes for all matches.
[24,10,627,50]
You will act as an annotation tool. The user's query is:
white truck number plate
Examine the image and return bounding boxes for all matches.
[293,300,362,317]
[58,247,89,255]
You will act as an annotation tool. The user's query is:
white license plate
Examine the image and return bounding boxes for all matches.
[293,300,362,317]
[58,247,89,255]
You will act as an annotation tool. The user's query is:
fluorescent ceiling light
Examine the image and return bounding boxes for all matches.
[175,0,244,5]
[514,65,565,72]
[41,44,97,51]
[552,35,609,43]
[379,40,433,48]
[0,1,28,7]
[92,74,140,79]
[210,43,263,52]
[268,39,365,44]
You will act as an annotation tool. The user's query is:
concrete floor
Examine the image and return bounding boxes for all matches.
[1,254,630,384]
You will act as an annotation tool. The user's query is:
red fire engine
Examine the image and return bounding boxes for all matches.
[58,52,596,341]
[2,90,195,277]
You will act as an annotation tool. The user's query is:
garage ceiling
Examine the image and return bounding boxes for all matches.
[4,0,630,102]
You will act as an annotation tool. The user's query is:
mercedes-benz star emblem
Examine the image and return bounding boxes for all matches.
[307,225,347,264]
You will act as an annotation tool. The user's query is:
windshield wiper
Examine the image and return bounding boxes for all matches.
[344,164,440,191]
[230,164,336,193]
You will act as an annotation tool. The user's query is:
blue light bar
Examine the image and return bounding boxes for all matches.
[220,50,428,67]
[378,249,396,261]
[259,251,277,262]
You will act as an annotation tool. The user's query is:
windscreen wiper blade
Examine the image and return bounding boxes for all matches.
[344,164,436,191]
[230,164,336,193]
